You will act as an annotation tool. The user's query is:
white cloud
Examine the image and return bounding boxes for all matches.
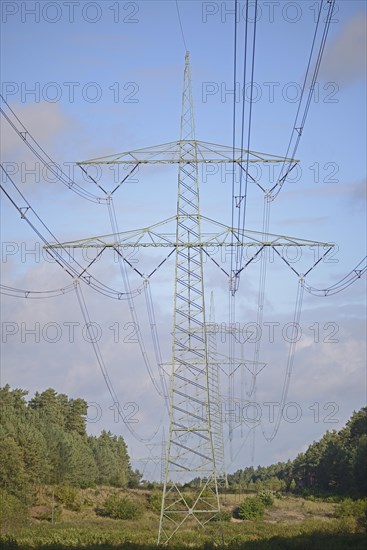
[320,12,367,85]
[1,101,70,157]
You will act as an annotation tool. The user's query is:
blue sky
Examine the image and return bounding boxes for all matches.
[1,1,366,478]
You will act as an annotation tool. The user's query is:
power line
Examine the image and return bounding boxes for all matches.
[230,0,260,289]
[0,284,75,299]
[227,0,337,455]
[236,0,259,277]
[262,278,305,442]
[230,0,239,281]
[106,197,169,401]
[0,164,142,300]
[0,96,107,203]
[74,280,164,443]
[270,0,336,199]
[175,0,188,52]
[304,257,367,296]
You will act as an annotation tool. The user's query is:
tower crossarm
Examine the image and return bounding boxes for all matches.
[47,240,333,249]
[77,140,299,166]
[45,218,335,251]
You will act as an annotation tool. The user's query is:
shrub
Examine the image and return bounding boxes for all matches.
[335,497,367,532]
[238,497,265,520]
[0,490,29,532]
[210,510,232,522]
[335,498,367,518]
[53,484,90,512]
[96,494,142,520]
[325,495,343,503]
[54,484,81,510]
[257,489,274,507]
[148,492,162,513]
[83,496,94,507]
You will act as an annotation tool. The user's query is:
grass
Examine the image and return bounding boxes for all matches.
[1,489,366,549]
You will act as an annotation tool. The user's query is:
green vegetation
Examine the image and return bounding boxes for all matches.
[0,488,366,548]
[238,497,265,520]
[335,497,367,533]
[147,492,162,513]
[225,407,367,498]
[235,489,274,521]
[0,385,136,494]
[1,385,366,548]
[0,489,29,531]
[257,489,275,507]
[96,494,142,520]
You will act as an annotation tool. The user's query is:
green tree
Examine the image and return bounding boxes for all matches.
[29,389,68,428]
[128,469,143,488]
[90,431,120,485]
[317,434,352,493]
[17,422,49,485]
[0,385,142,497]
[354,434,367,495]
[63,432,98,487]
[0,436,29,499]
[66,398,87,435]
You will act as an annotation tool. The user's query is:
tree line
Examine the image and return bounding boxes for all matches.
[225,406,367,497]
[0,385,141,503]
[1,384,366,505]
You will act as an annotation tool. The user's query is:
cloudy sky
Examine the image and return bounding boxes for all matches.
[1,0,366,479]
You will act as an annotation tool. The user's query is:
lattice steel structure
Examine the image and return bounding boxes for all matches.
[47,52,334,544]
[157,55,222,542]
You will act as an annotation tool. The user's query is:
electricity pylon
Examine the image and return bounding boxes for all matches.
[47,52,334,544]
[157,53,222,543]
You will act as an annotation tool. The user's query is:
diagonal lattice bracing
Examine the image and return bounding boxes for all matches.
[77,140,298,166]
[207,293,227,488]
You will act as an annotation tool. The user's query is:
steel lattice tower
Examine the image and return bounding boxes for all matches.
[158,52,221,543]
